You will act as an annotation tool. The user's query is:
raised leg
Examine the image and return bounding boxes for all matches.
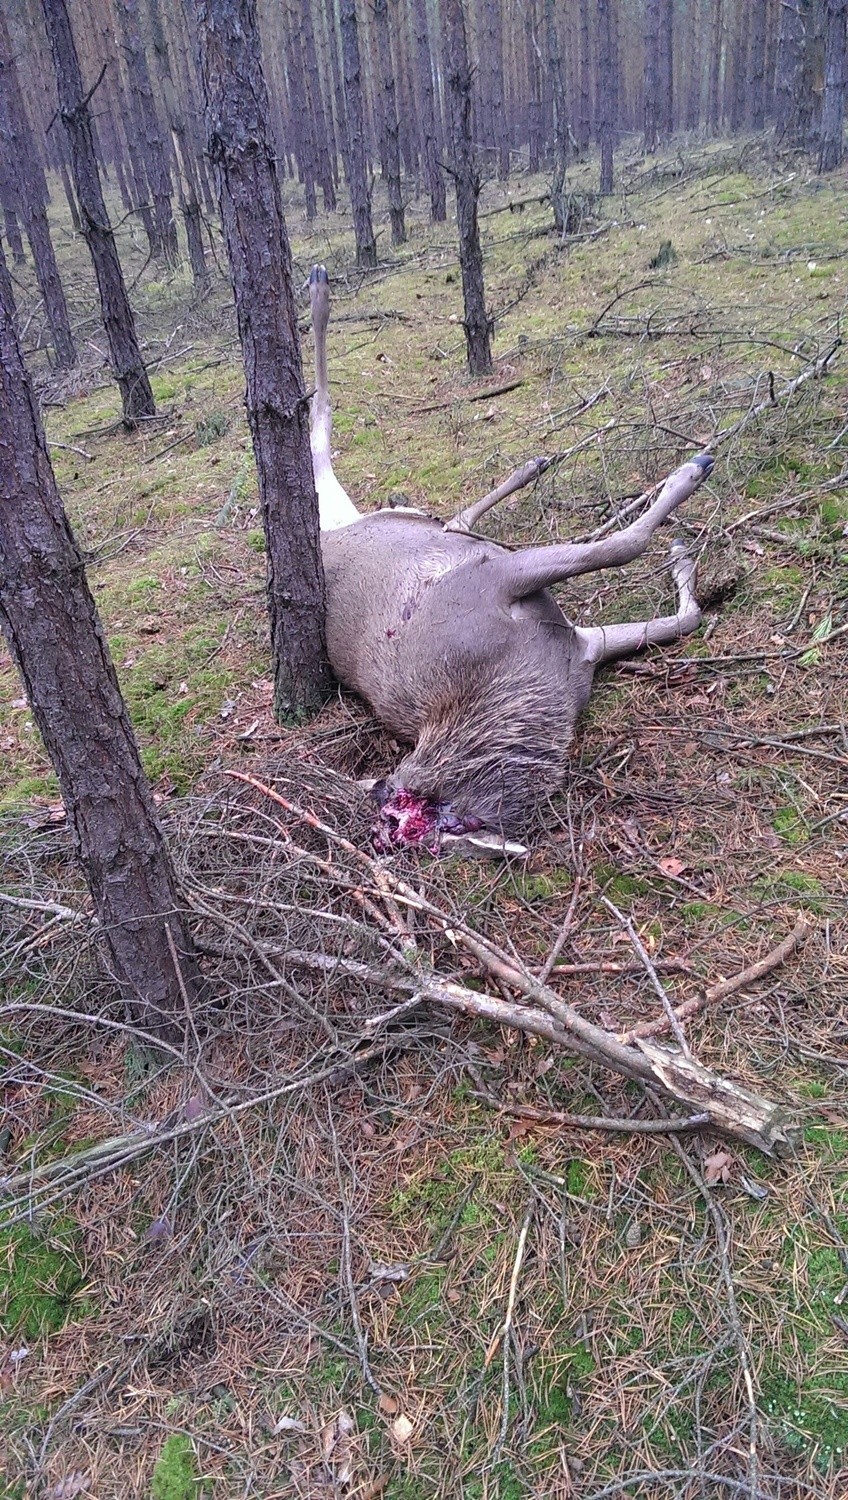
[497,454,713,601]
[445,455,552,532]
[576,541,701,666]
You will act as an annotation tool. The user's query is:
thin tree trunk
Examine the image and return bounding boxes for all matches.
[818,0,847,169]
[545,0,569,231]
[728,1,750,130]
[577,0,592,154]
[441,0,492,377]
[0,254,200,1039]
[114,0,178,265]
[0,11,76,366]
[373,0,405,243]
[340,0,377,266]
[409,0,446,220]
[58,153,82,233]
[597,0,616,194]
[0,172,25,264]
[301,0,337,211]
[748,0,769,129]
[525,0,542,174]
[660,0,674,137]
[644,0,661,152]
[707,0,723,132]
[148,0,210,293]
[191,0,330,722]
[41,0,155,427]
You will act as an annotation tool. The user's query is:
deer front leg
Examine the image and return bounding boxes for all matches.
[499,454,713,600]
[576,541,701,666]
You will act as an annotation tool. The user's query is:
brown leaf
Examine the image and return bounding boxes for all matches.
[321,1409,355,1488]
[703,1149,732,1186]
[391,1413,414,1444]
[658,856,686,877]
[378,1392,399,1416]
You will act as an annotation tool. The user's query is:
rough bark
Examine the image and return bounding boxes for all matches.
[409,0,446,220]
[728,0,750,130]
[0,171,25,264]
[0,254,200,1039]
[525,0,542,174]
[597,0,616,194]
[41,0,155,427]
[339,0,377,266]
[114,0,178,265]
[190,0,331,721]
[660,0,674,136]
[818,0,847,169]
[373,0,405,243]
[644,0,661,152]
[0,9,76,367]
[441,0,492,376]
[707,0,723,131]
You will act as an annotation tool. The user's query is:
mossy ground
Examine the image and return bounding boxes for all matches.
[2,136,847,1496]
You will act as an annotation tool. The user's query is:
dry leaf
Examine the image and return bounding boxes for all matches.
[703,1149,732,1186]
[52,1476,88,1499]
[272,1414,306,1435]
[321,1409,355,1488]
[378,1392,399,1416]
[658,856,686,877]
[391,1413,414,1444]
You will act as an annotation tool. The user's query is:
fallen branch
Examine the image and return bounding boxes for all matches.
[621,917,812,1044]
[476,1093,711,1137]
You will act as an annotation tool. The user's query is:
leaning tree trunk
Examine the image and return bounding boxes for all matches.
[190,0,331,722]
[441,0,492,377]
[0,254,201,1039]
[373,0,405,244]
[818,0,847,171]
[596,0,617,195]
[0,7,76,367]
[41,0,155,427]
[409,0,446,221]
[339,0,377,267]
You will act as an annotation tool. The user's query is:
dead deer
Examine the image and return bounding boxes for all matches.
[309,265,711,856]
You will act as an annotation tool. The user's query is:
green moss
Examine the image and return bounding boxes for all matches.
[246,528,266,553]
[773,805,807,846]
[0,1221,85,1339]
[150,1433,200,1500]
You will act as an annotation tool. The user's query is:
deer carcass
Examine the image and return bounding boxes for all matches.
[309,266,711,855]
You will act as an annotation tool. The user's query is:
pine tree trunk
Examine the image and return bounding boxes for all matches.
[41,0,155,427]
[441,0,492,377]
[0,255,200,1040]
[577,0,592,154]
[0,9,76,367]
[114,0,178,266]
[58,154,82,233]
[374,0,405,243]
[660,0,674,136]
[301,0,337,211]
[409,0,446,220]
[707,0,723,132]
[0,173,25,264]
[147,0,211,292]
[597,0,616,194]
[545,0,569,231]
[340,0,377,266]
[525,0,542,174]
[748,0,769,129]
[644,0,661,152]
[819,0,847,169]
[729,2,750,130]
[190,0,330,722]
[775,0,806,140]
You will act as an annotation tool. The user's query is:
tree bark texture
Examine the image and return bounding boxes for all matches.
[409,0,446,220]
[707,0,723,131]
[0,171,25,264]
[191,0,331,722]
[818,0,847,169]
[340,0,377,266]
[0,7,76,366]
[577,0,592,153]
[775,0,806,140]
[524,0,542,174]
[41,0,155,427]
[441,0,492,376]
[748,0,769,129]
[545,0,569,233]
[597,0,617,195]
[0,254,201,1039]
[373,0,405,244]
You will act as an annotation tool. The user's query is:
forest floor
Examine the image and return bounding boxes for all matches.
[1,136,848,1499]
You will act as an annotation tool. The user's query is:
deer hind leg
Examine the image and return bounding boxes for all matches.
[576,541,701,667]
